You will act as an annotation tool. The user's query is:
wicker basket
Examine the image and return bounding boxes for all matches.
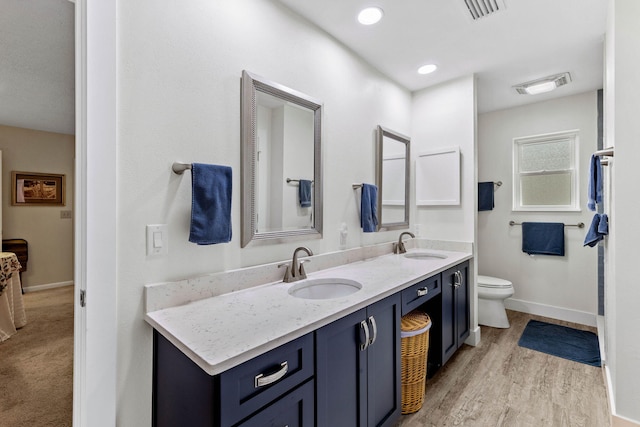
[400,311,432,414]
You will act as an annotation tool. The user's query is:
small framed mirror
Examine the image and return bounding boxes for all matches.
[376,125,410,231]
[241,70,323,247]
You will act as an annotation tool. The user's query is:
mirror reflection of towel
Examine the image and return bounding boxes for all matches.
[189,163,232,245]
[361,183,378,233]
[522,222,565,256]
[299,179,312,208]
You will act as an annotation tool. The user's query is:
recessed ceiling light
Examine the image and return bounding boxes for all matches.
[417,64,438,75]
[513,72,572,95]
[357,7,384,25]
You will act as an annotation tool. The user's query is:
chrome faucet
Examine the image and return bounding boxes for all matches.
[393,232,415,254]
[279,247,313,283]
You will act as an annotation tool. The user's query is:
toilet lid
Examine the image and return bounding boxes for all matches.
[478,275,512,288]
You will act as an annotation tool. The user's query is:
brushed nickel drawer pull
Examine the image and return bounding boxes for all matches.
[254,361,289,388]
[417,287,428,297]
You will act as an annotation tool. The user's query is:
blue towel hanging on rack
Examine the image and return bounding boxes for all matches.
[522,222,565,256]
[360,183,378,233]
[478,182,495,211]
[189,163,232,245]
[587,155,602,211]
[584,213,608,247]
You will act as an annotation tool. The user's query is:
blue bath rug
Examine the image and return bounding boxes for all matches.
[518,320,601,367]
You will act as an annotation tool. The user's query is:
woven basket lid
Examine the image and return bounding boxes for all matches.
[401,310,431,332]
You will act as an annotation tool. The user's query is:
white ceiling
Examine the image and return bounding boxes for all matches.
[277,0,608,113]
[0,0,75,135]
[0,0,607,136]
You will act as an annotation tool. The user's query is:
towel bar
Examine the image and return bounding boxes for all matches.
[286,178,314,184]
[352,183,363,189]
[593,148,614,158]
[172,162,192,174]
[509,220,584,228]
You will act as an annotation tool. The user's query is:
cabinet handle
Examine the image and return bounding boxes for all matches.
[360,320,370,351]
[417,287,428,297]
[454,271,461,289]
[368,316,378,346]
[254,361,288,388]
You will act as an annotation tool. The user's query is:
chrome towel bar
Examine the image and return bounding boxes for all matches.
[509,220,584,228]
[172,162,192,174]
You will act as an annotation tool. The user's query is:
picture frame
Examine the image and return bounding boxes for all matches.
[11,171,66,206]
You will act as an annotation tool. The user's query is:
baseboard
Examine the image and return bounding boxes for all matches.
[504,298,597,327]
[465,325,481,347]
[22,281,74,293]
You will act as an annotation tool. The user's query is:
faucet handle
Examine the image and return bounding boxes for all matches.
[278,263,292,282]
[298,259,311,279]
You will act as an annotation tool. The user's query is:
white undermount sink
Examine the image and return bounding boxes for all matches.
[288,278,363,300]
[404,252,448,260]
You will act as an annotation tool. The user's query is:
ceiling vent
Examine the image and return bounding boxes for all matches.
[463,0,506,20]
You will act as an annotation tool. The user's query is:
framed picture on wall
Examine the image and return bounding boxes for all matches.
[11,171,65,206]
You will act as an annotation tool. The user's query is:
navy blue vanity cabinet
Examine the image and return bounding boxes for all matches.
[153,331,314,427]
[401,274,441,316]
[315,294,401,427]
[441,261,470,365]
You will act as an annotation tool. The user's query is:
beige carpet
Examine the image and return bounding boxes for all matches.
[0,285,74,427]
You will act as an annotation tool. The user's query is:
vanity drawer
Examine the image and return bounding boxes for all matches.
[236,379,314,427]
[219,333,314,427]
[401,275,440,315]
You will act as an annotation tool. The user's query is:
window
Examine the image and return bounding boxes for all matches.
[513,130,579,211]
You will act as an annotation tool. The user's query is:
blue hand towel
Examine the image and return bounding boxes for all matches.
[522,222,565,256]
[478,182,495,211]
[587,155,602,211]
[360,183,378,233]
[299,179,312,208]
[584,213,608,247]
[189,163,232,245]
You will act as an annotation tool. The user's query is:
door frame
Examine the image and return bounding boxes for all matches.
[72,0,117,425]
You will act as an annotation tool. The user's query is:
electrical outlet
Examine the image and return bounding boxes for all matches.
[60,210,73,219]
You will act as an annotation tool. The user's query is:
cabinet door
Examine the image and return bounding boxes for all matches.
[441,266,457,365]
[442,262,470,365]
[366,294,401,427]
[455,262,470,345]
[316,308,368,427]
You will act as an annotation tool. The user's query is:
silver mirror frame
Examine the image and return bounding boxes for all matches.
[241,70,323,247]
[376,125,410,231]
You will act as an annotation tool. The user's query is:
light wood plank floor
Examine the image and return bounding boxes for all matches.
[396,310,610,427]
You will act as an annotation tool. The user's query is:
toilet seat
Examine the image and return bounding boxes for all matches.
[478,275,512,289]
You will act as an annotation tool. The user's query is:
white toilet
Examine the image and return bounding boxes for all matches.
[477,275,514,328]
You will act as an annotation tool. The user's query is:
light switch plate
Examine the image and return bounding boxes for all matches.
[146,224,168,256]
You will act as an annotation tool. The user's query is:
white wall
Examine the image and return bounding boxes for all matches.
[411,76,476,243]
[0,124,74,289]
[117,0,411,424]
[605,0,640,424]
[477,92,599,323]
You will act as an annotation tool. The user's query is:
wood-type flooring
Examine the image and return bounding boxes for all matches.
[396,310,610,427]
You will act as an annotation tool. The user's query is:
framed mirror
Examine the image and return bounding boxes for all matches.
[376,125,410,231]
[241,70,323,247]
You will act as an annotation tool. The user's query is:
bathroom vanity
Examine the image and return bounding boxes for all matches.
[147,245,471,427]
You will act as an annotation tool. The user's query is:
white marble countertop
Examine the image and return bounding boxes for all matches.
[145,248,472,375]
